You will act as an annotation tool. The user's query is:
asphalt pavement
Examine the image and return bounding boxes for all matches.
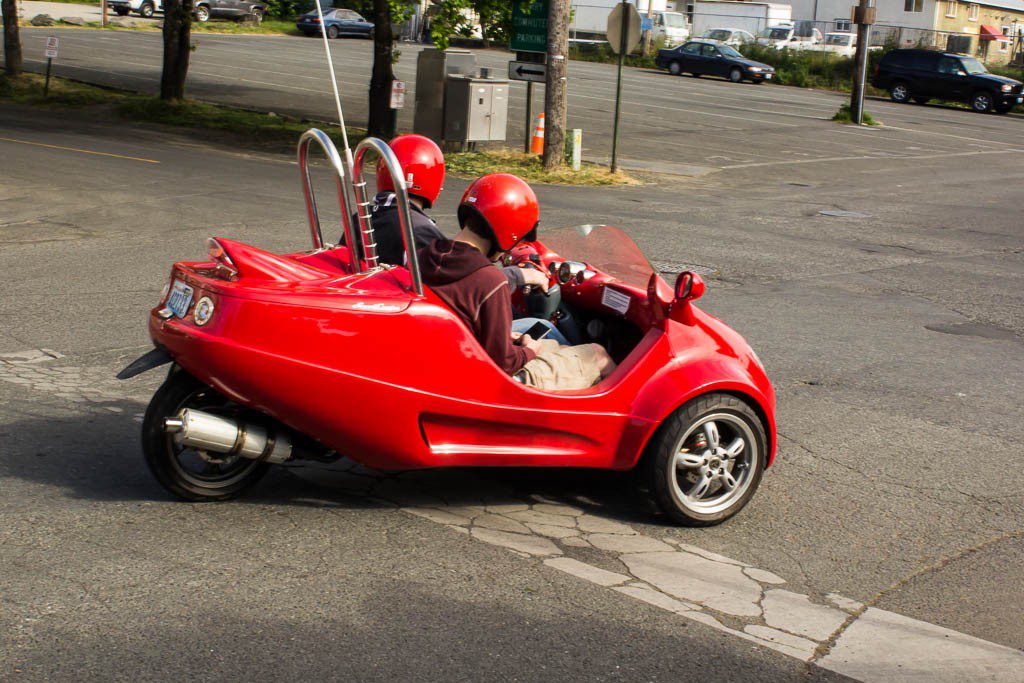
[7,26,1024,176]
[1,100,1022,681]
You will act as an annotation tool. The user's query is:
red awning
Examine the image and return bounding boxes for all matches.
[980,25,1006,41]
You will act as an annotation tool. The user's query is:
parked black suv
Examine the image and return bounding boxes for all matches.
[873,48,1023,114]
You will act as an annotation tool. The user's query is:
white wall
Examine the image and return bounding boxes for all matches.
[772,0,937,28]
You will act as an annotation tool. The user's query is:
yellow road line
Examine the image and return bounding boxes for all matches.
[0,136,160,164]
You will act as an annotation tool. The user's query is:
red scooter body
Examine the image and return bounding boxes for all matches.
[148,229,777,474]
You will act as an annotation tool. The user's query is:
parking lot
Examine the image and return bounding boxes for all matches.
[2,22,1024,682]
[13,28,1024,175]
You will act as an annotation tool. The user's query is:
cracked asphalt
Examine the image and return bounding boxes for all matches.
[1,100,1022,681]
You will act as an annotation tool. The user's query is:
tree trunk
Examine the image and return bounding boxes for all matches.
[479,8,491,49]
[367,0,395,139]
[2,0,23,77]
[160,0,193,100]
[543,0,569,169]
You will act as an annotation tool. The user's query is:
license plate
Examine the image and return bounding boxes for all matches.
[765,73,773,79]
[167,280,194,319]
[1017,97,1023,104]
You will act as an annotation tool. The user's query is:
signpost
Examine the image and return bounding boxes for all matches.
[508,61,547,83]
[44,37,59,97]
[389,80,406,109]
[607,2,642,173]
[511,0,550,153]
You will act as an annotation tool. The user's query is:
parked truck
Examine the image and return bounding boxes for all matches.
[690,1,791,40]
[570,0,690,46]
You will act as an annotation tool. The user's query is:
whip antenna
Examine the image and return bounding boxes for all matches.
[312,0,354,171]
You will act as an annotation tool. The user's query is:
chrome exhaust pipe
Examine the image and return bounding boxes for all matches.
[164,409,292,464]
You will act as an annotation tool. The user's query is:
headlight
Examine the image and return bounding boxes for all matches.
[747,66,763,72]
[1001,84,1013,92]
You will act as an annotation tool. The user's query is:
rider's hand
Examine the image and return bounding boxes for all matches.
[520,267,549,293]
[520,334,544,355]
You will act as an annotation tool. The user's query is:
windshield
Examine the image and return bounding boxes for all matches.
[541,225,665,291]
[961,57,988,74]
[662,12,687,28]
[760,27,791,40]
[825,34,851,45]
[705,29,731,41]
[719,45,742,58]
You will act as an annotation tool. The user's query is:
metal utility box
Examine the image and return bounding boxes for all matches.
[443,76,510,145]
[414,48,477,141]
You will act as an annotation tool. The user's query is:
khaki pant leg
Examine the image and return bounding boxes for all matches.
[519,343,613,391]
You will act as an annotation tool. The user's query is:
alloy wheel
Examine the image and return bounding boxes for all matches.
[668,413,758,515]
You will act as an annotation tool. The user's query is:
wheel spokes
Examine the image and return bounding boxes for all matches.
[719,469,738,491]
[724,437,745,459]
[675,450,705,470]
[689,474,713,500]
[703,421,720,450]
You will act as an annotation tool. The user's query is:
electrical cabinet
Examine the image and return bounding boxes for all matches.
[443,76,510,145]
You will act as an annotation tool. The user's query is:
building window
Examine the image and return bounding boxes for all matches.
[904,0,923,12]
[968,4,978,20]
[946,1,957,18]
[835,18,852,31]
[1000,26,1011,50]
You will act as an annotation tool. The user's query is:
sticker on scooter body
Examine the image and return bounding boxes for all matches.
[167,280,194,318]
[601,286,631,315]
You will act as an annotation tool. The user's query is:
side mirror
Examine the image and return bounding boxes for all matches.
[958,71,968,77]
[670,271,705,325]
[675,271,705,302]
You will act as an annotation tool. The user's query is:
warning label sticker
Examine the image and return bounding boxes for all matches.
[601,286,631,315]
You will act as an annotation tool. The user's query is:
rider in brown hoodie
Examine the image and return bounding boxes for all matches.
[419,174,613,389]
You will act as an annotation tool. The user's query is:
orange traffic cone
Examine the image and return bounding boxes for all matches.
[530,113,545,155]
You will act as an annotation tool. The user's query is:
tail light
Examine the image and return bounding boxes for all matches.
[873,64,879,76]
[312,16,320,23]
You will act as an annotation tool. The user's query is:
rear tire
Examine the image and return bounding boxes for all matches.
[889,81,911,103]
[729,67,743,83]
[668,60,682,76]
[326,25,339,39]
[142,370,270,502]
[249,8,263,24]
[971,91,994,113]
[637,393,766,526]
[194,4,210,22]
[138,1,154,18]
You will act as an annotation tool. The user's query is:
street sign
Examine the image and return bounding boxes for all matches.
[607,2,642,55]
[510,0,549,54]
[508,61,547,83]
[641,17,653,32]
[389,80,406,109]
[45,37,59,59]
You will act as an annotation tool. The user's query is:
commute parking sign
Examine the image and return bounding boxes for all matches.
[510,0,549,54]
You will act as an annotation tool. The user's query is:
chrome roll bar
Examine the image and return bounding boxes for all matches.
[297,128,359,267]
[352,136,423,297]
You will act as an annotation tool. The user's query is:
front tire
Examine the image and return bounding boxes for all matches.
[729,67,743,83]
[638,393,766,526]
[668,60,682,76]
[971,91,994,113]
[249,8,263,24]
[326,25,339,39]
[194,4,210,22]
[889,81,911,103]
[142,370,269,501]
[138,1,154,18]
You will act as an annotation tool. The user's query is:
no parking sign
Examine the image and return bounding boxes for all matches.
[45,37,59,59]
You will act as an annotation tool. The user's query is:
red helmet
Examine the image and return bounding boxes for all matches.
[377,134,445,208]
[457,174,539,253]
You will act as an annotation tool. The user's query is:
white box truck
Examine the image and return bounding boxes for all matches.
[570,0,690,46]
[690,1,791,40]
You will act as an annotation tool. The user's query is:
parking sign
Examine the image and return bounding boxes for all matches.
[45,37,59,59]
